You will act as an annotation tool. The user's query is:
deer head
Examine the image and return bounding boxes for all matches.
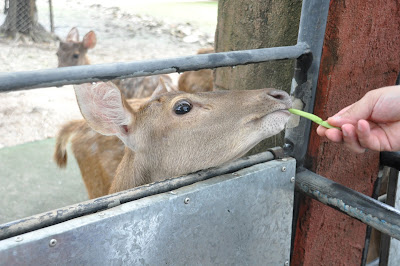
[73,81,292,193]
[56,27,97,67]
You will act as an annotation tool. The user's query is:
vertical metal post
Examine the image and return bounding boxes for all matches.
[284,0,331,166]
[48,0,54,33]
[379,168,399,266]
[287,0,331,260]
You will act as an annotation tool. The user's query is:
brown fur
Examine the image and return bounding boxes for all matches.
[56,81,292,198]
[178,47,214,93]
[54,97,149,198]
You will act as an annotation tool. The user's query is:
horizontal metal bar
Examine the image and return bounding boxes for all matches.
[295,169,400,240]
[0,44,310,92]
[0,149,278,241]
[380,151,400,171]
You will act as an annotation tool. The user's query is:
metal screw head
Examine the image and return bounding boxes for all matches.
[184,198,190,204]
[283,143,293,151]
[49,239,57,247]
[15,236,23,242]
[290,177,295,183]
[281,166,287,172]
[284,261,289,266]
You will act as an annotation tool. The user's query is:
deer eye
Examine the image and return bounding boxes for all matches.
[174,100,192,115]
[72,53,79,59]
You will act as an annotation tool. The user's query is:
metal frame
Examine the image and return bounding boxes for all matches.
[283,0,330,166]
[295,168,400,241]
[2,0,400,262]
[0,44,308,91]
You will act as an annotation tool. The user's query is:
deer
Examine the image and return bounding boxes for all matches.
[54,79,292,198]
[56,27,174,98]
[54,79,177,198]
[178,47,214,93]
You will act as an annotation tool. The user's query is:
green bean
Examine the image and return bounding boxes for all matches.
[288,108,341,130]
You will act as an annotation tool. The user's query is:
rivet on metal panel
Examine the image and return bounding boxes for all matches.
[281,166,287,172]
[184,198,190,204]
[290,177,295,183]
[284,261,289,266]
[49,239,57,247]
[15,236,23,242]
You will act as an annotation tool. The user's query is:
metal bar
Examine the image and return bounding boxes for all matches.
[362,170,385,266]
[295,169,400,241]
[380,152,400,171]
[0,150,278,241]
[0,44,309,92]
[287,0,331,258]
[379,168,399,266]
[284,0,331,165]
[48,0,54,33]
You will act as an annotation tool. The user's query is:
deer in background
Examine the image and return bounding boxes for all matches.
[178,47,214,93]
[54,80,292,198]
[56,27,174,98]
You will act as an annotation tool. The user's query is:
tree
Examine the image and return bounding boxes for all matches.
[0,0,54,42]
[214,0,302,154]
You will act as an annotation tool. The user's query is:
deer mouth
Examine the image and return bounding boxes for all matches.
[244,109,290,125]
[272,109,291,116]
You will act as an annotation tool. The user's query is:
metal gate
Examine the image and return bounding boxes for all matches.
[1,0,400,265]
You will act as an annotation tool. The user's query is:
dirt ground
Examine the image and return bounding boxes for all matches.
[0,0,216,148]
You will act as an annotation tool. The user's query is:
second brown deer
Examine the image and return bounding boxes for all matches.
[178,47,214,93]
[56,27,174,98]
[55,80,292,198]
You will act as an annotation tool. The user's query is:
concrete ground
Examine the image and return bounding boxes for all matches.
[0,138,88,224]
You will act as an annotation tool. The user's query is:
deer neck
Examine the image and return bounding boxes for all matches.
[108,148,151,194]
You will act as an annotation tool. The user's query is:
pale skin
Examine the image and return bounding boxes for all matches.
[316,85,400,153]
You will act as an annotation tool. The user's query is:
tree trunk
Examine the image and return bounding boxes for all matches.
[214,0,302,154]
[0,0,55,42]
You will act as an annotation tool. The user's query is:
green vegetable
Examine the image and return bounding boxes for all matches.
[288,108,341,130]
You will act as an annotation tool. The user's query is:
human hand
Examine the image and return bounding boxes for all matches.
[316,86,400,153]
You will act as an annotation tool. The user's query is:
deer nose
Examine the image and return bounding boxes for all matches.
[267,89,291,104]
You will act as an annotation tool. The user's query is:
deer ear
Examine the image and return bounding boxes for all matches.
[66,27,79,42]
[73,82,133,140]
[82,31,97,49]
[150,77,177,100]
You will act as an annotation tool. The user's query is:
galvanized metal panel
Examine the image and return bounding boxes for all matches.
[0,159,295,265]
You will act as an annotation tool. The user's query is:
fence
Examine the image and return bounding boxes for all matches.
[0,0,53,35]
[1,0,400,264]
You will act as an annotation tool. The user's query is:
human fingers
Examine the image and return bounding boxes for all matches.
[323,128,343,143]
[316,125,327,137]
[333,104,353,117]
[355,120,380,151]
[327,90,381,127]
[341,124,367,153]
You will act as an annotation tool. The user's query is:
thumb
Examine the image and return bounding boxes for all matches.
[327,93,376,127]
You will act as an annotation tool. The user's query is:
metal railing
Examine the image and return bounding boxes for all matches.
[0,44,309,91]
[1,0,400,254]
